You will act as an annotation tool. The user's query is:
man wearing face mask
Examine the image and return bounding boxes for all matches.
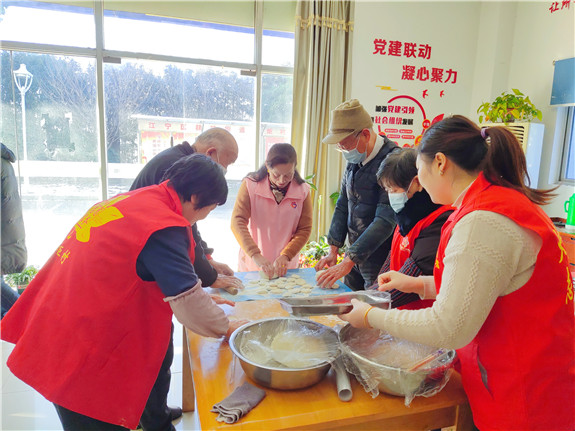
[316,99,398,291]
[131,127,238,285]
[374,148,454,309]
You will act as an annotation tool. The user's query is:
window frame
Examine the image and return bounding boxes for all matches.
[1,0,294,199]
[559,106,575,183]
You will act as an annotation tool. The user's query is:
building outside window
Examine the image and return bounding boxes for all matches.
[0,0,295,268]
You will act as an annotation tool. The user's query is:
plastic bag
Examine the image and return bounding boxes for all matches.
[339,325,454,406]
[238,318,340,369]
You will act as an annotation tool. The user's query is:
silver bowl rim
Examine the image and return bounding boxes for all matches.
[338,324,456,374]
[229,317,340,371]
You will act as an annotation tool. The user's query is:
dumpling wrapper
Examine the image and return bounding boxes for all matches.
[270,332,329,368]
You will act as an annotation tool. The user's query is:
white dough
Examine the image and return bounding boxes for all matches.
[259,270,279,280]
[270,333,329,368]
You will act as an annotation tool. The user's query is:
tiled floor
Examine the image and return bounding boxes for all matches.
[1,319,201,430]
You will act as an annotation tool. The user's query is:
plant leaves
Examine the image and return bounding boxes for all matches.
[477,89,541,123]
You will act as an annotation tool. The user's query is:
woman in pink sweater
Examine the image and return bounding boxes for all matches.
[231,143,312,278]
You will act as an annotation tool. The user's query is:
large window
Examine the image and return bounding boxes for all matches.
[0,1,95,48]
[1,51,99,265]
[0,1,295,269]
[103,11,255,64]
[561,107,575,182]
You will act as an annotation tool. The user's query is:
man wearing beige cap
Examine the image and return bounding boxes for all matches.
[316,99,398,290]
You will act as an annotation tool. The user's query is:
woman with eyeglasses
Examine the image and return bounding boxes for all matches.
[231,143,312,278]
[340,115,574,430]
[374,147,453,309]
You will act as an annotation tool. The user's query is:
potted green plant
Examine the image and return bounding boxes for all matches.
[5,265,39,294]
[477,89,543,124]
[299,236,346,268]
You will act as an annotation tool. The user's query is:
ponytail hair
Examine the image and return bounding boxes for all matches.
[418,115,555,205]
[246,143,305,185]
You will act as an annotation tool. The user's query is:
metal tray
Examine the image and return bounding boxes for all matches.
[279,291,391,317]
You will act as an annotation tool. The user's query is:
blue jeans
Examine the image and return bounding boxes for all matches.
[1,277,20,319]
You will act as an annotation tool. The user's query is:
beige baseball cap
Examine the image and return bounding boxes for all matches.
[322,99,373,144]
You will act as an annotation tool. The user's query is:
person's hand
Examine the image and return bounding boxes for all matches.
[315,251,338,271]
[316,257,355,289]
[338,299,374,328]
[210,260,234,276]
[211,275,244,292]
[273,255,290,277]
[209,294,236,307]
[252,253,274,279]
[226,319,250,338]
[377,271,422,294]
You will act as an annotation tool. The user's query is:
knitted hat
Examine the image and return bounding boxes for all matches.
[322,99,373,144]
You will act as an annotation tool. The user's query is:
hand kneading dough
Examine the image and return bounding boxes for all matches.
[259,270,278,280]
[270,333,329,368]
[315,269,338,289]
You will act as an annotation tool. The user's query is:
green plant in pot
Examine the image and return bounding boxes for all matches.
[5,265,39,294]
[299,236,346,268]
[477,89,542,124]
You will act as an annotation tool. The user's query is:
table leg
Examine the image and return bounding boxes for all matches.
[182,327,195,412]
[454,401,473,431]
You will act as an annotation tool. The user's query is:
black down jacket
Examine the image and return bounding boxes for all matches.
[328,135,398,267]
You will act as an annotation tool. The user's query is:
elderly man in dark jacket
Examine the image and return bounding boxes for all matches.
[131,127,239,288]
[1,143,27,318]
[316,100,397,291]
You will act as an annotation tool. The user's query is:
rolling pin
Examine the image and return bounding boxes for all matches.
[222,285,239,295]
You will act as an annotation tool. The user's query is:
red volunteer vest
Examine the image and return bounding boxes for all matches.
[434,173,574,430]
[1,182,195,429]
[390,206,452,310]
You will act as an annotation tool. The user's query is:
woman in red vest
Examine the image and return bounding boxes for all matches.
[374,148,453,309]
[340,116,574,430]
[1,154,247,430]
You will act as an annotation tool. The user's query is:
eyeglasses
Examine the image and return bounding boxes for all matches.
[336,133,361,152]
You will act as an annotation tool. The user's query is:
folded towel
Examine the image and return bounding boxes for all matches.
[211,382,266,424]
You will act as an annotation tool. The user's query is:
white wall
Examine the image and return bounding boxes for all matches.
[352,1,574,217]
[351,2,481,147]
[505,1,575,216]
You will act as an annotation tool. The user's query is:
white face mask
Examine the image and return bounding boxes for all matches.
[388,191,409,213]
[212,150,227,175]
[340,136,367,164]
[387,178,414,213]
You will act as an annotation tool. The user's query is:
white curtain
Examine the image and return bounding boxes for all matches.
[291,0,355,241]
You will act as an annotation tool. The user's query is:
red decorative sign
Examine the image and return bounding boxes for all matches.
[373,39,432,60]
[549,0,571,12]
[402,65,457,84]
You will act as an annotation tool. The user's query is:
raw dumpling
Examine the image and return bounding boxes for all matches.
[259,270,279,280]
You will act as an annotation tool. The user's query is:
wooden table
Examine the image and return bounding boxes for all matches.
[183,300,473,430]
